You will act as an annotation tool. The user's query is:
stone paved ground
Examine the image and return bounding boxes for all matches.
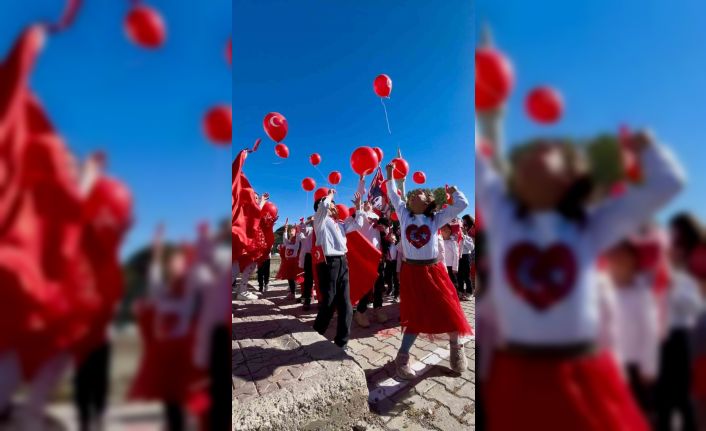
[234,279,475,431]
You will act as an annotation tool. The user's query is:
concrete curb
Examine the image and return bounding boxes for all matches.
[233,287,369,431]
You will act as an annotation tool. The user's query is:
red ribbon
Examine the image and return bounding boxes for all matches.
[45,0,83,33]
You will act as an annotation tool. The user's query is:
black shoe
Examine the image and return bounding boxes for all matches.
[303,302,311,311]
[296,297,303,303]
[259,286,264,292]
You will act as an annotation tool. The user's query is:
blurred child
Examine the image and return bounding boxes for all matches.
[385,163,472,379]
[130,225,201,431]
[384,232,400,300]
[441,224,460,295]
[298,217,315,310]
[457,215,475,300]
[477,108,684,430]
[277,220,302,300]
[353,180,388,327]
[655,214,704,431]
[605,240,660,420]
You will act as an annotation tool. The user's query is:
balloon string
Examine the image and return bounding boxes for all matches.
[313,165,328,185]
[381,98,392,135]
[45,0,83,33]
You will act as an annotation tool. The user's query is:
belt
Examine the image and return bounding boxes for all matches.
[502,341,597,359]
[403,258,439,266]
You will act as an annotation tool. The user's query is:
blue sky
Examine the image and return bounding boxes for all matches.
[476,0,706,220]
[233,0,475,224]
[0,0,232,257]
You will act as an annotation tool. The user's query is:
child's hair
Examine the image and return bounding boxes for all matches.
[462,214,475,230]
[670,212,704,255]
[509,138,595,226]
[406,188,439,218]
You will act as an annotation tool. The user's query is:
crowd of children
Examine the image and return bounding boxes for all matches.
[233,143,476,380]
[473,105,706,431]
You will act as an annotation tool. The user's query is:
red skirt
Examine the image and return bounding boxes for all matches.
[399,261,472,336]
[129,302,204,403]
[276,256,301,280]
[484,350,649,431]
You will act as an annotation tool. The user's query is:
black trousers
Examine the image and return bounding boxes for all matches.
[626,363,655,423]
[302,253,313,303]
[457,254,472,294]
[257,259,270,288]
[446,266,458,291]
[384,260,399,297]
[356,260,385,312]
[73,342,111,431]
[164,402,184,431]
[656,328,696,431]
[209,325,230,431]
[313,256,352,347]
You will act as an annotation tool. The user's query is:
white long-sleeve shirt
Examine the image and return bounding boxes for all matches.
[386,180,469,261]
[355,210,381,250]
[313,196,347,256]
[613,276,660,379]
[477,139,685,345]
[282,228,301,260]
[461,234,475,255]
[148,263,198,339]
[667,270,703,330]
[443,237,460,271]
[298,227,313,268]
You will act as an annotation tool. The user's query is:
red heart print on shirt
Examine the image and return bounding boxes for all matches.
[504,242,577,311]
[406,224,431,249]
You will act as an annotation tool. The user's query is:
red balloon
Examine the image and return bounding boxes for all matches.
[390,157,409,179]
[314,187,329,201]
[350,146,378,175]
[374,74,392,98]
[125,5,166,49]
[263,112,288,143]
[328,171,342,185]
[226,38,232,65]
[203,105,231,145]
[261,201,278,219]
[373,147,384,164]
[526,86,563,124]
[348,207,357,217]
[302,177,316,192]
[412,171,426,184]
[475,48,514,111]
[310,153,322,166]
[84,176,133,229]
[275,143,289,158]
[335,204,349,220]
[390,212,398,222]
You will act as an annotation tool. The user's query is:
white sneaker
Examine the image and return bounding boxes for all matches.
[450,343,468,373]
[354,312,371,328]
[236,292,257,301]
[395,352,416,380]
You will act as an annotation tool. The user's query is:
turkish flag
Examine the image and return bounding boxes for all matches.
[310,230,380,306]
[232,150,262,267]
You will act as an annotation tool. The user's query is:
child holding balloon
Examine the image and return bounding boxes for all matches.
[276,220,302,300]
[476,104,685,430]
[384,163,472,379]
